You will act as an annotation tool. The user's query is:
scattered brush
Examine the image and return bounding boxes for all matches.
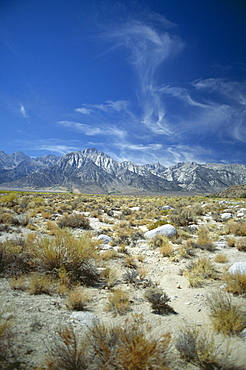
[43,316,171,370]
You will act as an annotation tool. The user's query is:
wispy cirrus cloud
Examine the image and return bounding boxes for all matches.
[58,120,127,139]
[103,19,184,136]
[75,99,131,115]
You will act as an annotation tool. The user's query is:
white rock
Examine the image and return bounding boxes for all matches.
[144,224,177,239]
[228,262,246,275]
[213,241,228,249]
[188,224,199,232]
[162,206,174,210]
[70,312,99,328]
[97,234,112,244]
[236,212,244,218]
[99,244,113,250]
[221,212,233,220]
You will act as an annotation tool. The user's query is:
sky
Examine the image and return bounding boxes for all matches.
[0,0,246,167]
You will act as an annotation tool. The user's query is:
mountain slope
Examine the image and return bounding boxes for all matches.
[1,148,246,194]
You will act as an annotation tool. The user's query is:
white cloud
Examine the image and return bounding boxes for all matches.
[74,107,92,115]
[75,100,130,114]
[102,20,184,137]
[58,120,127,139]
[38,144,78,155]
[19,104,28,118]
[58,121,103,135]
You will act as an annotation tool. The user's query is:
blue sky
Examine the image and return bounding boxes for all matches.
[0,0,246,166]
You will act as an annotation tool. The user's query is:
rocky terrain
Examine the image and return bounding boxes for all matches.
[0,191,246,369]
[216,184,246,199]
[1,149,246,194]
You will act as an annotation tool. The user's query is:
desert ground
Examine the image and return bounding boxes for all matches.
[0,191,246,369]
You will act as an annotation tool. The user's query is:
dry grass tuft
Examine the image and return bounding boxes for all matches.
[214,253,228,263]
[183,257,218,287]
[235,237,246,251]
[66,287,90,311]
[206,291,246,335]
[105,288,131,316]
[223,272,246,296]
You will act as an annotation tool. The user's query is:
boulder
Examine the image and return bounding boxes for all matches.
[228,262,246,275]
[144,224,177,239]
[221,212,233,220]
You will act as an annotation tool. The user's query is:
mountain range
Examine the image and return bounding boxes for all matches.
[0,148,246,194]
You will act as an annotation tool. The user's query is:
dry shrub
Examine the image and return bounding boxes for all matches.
[9,275,28,291]
[43,316,171,370]
[169,208,197,227]
[44,325,88,370]
[214,253,228,263]
[0,239,35,277]
[36,230,101,286]
[175,325,240,369]
[57,213,90,229]
[113,221,134,244]
[223,272,246,296]
[106,288,131,316]
[235,237,246,251]
[196,226,214,251]
[66,287,90,311]
[28,273,55,295]
[124,255,137,269]
[159,243,174,257]
[149,235,170,250]
[0,307,18,368]
[183,257,218,287]
[206,291,246,335]
[227,236,236,247]
[101,267,118,289]
[145,287,175,315]
[226,220,246,236]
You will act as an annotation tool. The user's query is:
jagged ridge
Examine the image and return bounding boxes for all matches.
[0,148,246,194]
